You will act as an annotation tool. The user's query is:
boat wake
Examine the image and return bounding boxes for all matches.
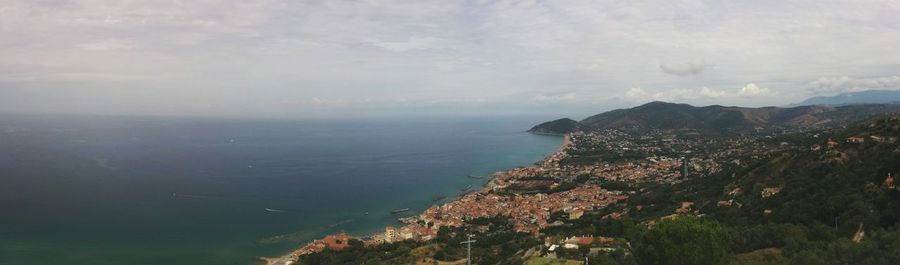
[265,208,288,213]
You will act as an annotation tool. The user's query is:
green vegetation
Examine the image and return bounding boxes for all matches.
[622,115,900,264]
[431,216,542,265]
[524,257,583,265]
[296,216,542,265]
[561,101,900,134]
[295,239,426,265]
[557,115,900,264]
[634,215,730,265]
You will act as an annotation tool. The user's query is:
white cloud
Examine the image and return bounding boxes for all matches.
[624,87,660,102]
[699,87,728,98]
[623,84,771,103]
[532,93,577,102]
[625,87,724,102]
[807,75,900,95]
[737,83,771,97]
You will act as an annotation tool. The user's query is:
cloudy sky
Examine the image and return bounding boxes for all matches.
[2,0,899,118]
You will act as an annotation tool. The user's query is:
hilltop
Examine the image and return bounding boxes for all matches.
[530,101,900,134]
[527,118,583,135]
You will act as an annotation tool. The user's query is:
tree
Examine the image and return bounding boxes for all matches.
[635,215,730,265]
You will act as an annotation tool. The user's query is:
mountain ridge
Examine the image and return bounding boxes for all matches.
[791,89,900,106]
[530,101,900,134]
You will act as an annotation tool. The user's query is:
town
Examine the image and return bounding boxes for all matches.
[268,115,900,265]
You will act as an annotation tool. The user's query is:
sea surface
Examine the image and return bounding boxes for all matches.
[0,114,562,265]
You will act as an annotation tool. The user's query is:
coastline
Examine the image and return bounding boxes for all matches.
[559,134,571,153]
[262,132,571,265]
[1,115,569,265]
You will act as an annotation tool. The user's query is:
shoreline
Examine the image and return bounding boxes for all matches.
[559,134,571,153]
[262,132,570,265]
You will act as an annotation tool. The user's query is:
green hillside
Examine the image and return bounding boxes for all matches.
[528,118,583,135]
[530,102,900,135]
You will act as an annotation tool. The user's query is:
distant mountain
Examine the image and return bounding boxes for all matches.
[527,118,582,135]
[793,89,900,106]
[530,101,900,134]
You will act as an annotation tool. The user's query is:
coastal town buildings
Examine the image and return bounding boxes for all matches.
[268,124,861,264]
[384,226,397,243]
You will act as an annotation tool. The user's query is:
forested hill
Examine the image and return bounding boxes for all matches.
[529,101,900,135]
[527,118,582,135]
[622,115,900,264]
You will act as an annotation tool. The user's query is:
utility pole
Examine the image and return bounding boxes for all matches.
[460,234,476,265]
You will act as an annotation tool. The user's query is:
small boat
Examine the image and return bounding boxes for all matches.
[432,195,447,202]
[364,211,369,215]
[460,185,473,191]
[467,175,484,179]
[390,208,410,214]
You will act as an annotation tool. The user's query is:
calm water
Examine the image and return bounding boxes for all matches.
[0,114,562,265]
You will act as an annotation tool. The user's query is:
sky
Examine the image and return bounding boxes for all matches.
[1,0,900,119]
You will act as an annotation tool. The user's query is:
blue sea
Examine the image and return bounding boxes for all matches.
[0,114,562,265]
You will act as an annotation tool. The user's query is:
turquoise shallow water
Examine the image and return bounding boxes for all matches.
[0,114,562,265]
